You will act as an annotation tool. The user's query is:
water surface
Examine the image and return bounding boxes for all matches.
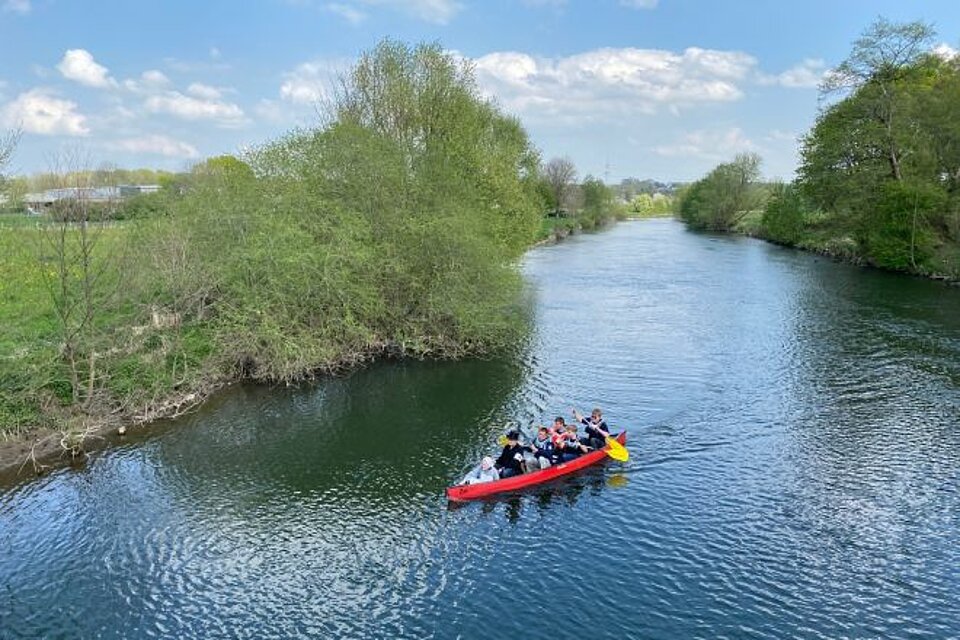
[2,220,959,638]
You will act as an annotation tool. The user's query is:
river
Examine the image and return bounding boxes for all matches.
[2,219,959,639]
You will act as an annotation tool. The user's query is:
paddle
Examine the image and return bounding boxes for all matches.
[604,435,629,462]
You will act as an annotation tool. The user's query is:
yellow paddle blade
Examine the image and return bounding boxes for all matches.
[605,436,629,462]
[497,435,508,446]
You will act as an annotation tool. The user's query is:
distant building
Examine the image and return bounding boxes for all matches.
[24,185,160,214]
[119,184,161,197]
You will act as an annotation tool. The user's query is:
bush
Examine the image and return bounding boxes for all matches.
[115,192,170,220]
[761,183,807,245]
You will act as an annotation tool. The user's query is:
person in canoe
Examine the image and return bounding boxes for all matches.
[573,407,610,450]
[495,430,527,478]
[527,425,557,469]
[549,417,567,443]
[464,456,499,485]
[557,423,592,462]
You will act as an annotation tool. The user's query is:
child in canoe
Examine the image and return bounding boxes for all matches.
[573,407,611,450]
[494,430,527,478]
[464,456,499,484]
[557,423,592,462]
[527,425,557,469]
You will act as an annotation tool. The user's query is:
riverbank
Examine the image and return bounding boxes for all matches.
[0,205,625,479]
[0,329,519,478]
[732,210,960,285]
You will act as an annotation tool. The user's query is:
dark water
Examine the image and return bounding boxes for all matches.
[2,219,959,639]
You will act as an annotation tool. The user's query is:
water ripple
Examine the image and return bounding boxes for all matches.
[2,221,959,638]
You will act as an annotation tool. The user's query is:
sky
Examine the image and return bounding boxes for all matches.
[1,0,959,182]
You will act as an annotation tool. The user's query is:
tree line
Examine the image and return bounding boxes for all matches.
[678,18,960,279]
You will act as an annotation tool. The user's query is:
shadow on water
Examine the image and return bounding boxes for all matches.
[145,357,539,508]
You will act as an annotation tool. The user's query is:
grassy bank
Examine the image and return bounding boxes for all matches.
[0,41,547,474]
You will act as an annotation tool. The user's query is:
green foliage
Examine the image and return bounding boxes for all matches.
[655,18,958,278]
[679,153,763,231]
[761,183,808,245]
[628,193,675,217]
[863,180,946,270]
[0,39,548,440]
[535,176,557,213]
[794,18,960,274]
[579,176,617,228]
[115,192,170,220]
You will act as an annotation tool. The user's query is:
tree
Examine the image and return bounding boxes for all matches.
[193,155,255,181]
[580,175,616,227]
[543,156,577,214]
[821,17,935,181]
[330,40,542,257]
[35,151,122,407]
[679,153,762,231]
[798,18,958,270]
[0,128,20,197]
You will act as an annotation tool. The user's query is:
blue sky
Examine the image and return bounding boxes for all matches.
[1,0,958,181]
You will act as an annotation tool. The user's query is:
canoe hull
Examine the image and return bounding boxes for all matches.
[446,432,627,501]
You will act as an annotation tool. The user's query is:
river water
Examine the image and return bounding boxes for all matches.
[2,219,959,639]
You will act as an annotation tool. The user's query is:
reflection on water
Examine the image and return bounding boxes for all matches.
[2,220,959,639]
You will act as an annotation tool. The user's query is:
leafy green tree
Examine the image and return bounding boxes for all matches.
[679,153,762,231]
[822,18,935,182]
[580,176,617,227]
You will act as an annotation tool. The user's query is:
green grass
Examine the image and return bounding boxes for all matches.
[0,226,56,433]
[0,212,47,228]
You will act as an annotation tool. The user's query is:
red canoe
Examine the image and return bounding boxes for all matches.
[446,431,627,501]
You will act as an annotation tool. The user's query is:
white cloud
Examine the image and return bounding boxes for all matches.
[123,69,171,93]
[106,134,199,158]
[187,82,222,100]
[57,49,118,89]
[2,0,30,14]
[474,47,757,124]
[326,2,366,23]
[280,59,349,105]
[758,58,825,89]
[933,43,958,60]
[1,88,90,136]
[619,0,658,8]
[145,91,247,127]
[655,128,757,160]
